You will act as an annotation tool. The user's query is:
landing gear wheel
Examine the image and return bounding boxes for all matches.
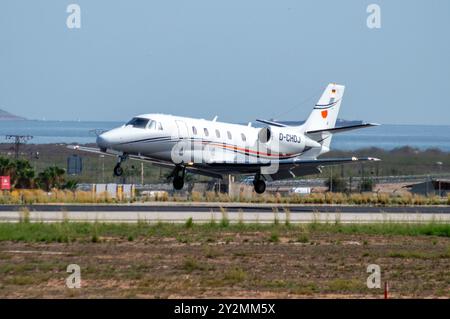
[253,179,266,194]
[173,177,184,190]
[113,164,123,177]
[172,166,186,190]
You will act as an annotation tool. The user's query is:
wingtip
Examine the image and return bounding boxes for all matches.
[354,157,381,162]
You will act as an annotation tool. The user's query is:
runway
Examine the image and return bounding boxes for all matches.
[0,203,449,223]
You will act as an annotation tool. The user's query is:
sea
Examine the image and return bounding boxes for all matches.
[1,120,450,151]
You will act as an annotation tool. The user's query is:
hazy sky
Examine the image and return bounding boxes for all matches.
[1,0,449,124]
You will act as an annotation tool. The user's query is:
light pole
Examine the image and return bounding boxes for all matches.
[99,155,105,183]
[330,166,333,192]
[436,161,443,196]
[5,135,33,159]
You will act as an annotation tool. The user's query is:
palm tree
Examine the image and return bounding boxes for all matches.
[63,179,78,191]
[36,166,66,191]
[0,157,15,176]
[14,160,35,189]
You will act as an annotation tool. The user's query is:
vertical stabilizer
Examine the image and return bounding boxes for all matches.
[302,83,345,152]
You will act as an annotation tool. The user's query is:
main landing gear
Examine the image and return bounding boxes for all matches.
[113,154,128,177]
[170,165,186,190]
[253,174,266,194]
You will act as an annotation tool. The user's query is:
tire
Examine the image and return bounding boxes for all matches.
[173,177,184,190]
[253,179,266,194]
[113,164,123,177]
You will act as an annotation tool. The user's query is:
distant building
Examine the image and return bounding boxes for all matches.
[67,155,83,175]
[404,179,450,197]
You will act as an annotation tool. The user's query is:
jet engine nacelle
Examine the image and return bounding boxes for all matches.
[257,126,321,156]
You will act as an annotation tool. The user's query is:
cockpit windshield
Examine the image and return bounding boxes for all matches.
[125,117,149,129]
[125,117,163,130]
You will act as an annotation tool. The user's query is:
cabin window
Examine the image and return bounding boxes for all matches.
[241,133,246,142]
[204,128,209,137]
[148,120,157,130]
[125,117,149,129]
[215,129,221,138]
[227,131,232,140]
[192,126,197,135]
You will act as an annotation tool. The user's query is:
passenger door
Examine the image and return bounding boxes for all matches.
[175,120,189,139]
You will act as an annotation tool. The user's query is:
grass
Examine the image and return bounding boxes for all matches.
[0,223,448,298]
[327,279,365,292]
[223,267,247,284]
[185,217,194,228]
[181,257,204,273]
[219,207,230,227]
[268,232,280,243]
[0,189,123,204]
[2,188,450,206]
[297,234,309,243]
[0,220,448,243]
[181,256,214,273]
[388,250,450,259]
[19,207,30,223]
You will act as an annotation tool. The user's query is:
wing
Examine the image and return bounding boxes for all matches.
[197,157,380,180]
[269,157,380,180]
[67,145,223,179]
[68,146,379,181]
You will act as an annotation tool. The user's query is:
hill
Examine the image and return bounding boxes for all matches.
[0,109,26,120]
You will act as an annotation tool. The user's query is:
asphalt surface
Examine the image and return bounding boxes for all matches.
[0,203,450,214]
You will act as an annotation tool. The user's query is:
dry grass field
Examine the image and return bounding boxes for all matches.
[0,222,448,298]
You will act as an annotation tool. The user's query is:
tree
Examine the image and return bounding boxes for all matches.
[63,179,78,191]
[0,157,15,176]
[36,166,66,191]
[14,159,35,189]
[359,178,374,192]
[0,157,35,189]
[325,175,347,193]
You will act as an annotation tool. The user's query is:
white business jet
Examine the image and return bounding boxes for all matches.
[71,83,380,193]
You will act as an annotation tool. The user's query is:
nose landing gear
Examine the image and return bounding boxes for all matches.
[253,174,266,194]
[113,164,123,177]
[113,154,128,177]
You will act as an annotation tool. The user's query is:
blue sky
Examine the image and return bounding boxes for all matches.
[0,0,449,124]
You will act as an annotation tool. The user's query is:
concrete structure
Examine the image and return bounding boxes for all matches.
[1,203,449,224]
[85,184,136,200]
[404,179,450,197]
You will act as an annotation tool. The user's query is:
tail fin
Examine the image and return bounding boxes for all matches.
[302,83,345,152]
[303,83,345,132]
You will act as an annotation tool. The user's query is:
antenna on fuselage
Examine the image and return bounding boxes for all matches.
[212,116,218,122]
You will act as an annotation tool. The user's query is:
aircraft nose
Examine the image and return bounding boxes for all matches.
[96,133,111,150]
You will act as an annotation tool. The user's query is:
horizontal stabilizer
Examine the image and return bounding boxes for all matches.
[255,119,287,127]
[306,123,379,135]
